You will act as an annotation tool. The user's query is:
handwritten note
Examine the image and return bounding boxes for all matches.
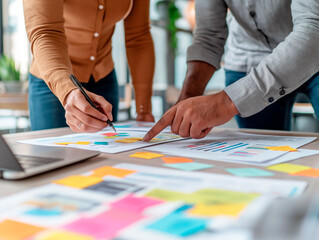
[53,175,103,189]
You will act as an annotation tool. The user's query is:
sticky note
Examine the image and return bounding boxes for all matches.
[64,208,144,239]
[75,141,91,145]
[115,139,139,143]
[36,230,94,240]
[0,219,45,240]
[226,168,274,177]
[145,189,190,202]
[111,194,163,212]
[164,162,214,171]
[265,146,298,152]
[147,213,207,237]
[53,175,103,189]
[91,166,136,178]
[54,142,74,145]
[267,163,311,173]
[162,157,193,164]
[126,137,143,140]
[102,133,119,136]
[114,125,132,128]
[188,203,247,217]
[94,142,108,145]
[129,152,164,159]
[104,136,118,139]
[25,208,62,217]
[290,168,319,177]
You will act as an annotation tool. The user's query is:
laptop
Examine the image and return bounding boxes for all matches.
[0,134,100,180]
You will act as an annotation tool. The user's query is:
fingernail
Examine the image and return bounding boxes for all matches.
[143,133,150,141]
[102,116,108,121]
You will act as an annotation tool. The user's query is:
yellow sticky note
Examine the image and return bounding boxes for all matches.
[115,139,139,143]
[91,166,136,178]
[36,230,93,240]
[265,146,298,152]
[53,175,102,188]
[54,142,74,145]
[126,137,143,141]
[0,219,45,240]
[130,152,164,159]
[267,163,311,173]
[104,136,118,139]
[188,203,247,217]
[75,141,91,145]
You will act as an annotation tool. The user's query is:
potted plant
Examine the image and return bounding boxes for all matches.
[0,54,25,93]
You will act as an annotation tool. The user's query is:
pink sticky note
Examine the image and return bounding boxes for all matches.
[102,133,119,136]
[64,208,144,239]
[111,194,163,212]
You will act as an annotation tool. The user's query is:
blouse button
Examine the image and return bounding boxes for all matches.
[90,56,95,61]
[94,32,99,38]
[99,5,104,10]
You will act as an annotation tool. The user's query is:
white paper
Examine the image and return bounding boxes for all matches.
[146,130,317,164]
[18,129,184,154]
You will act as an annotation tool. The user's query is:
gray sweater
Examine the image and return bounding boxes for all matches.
[187,0,319,117]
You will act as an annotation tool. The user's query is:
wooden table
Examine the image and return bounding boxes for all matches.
[1,127,319,199]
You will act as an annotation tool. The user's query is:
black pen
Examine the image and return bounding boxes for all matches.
[70,74,116,132]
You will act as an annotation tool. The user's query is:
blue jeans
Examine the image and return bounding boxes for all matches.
[225,69,319,130]
[29,70,119,131]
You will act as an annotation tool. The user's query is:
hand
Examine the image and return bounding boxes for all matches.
[143,91,239,141]
[136,113,155,122]
[64,89,113,133]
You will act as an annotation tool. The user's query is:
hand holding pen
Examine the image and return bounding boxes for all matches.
[63,74,116,133]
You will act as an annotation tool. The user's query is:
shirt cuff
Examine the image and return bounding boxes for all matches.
[187,45,222,70]
[133,84,152,114]
[224,75,267,117]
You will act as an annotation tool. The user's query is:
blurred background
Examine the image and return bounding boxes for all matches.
[0,0,317,134]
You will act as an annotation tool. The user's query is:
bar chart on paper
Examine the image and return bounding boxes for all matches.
[147,130,317,164]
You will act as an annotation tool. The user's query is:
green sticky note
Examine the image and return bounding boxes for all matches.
[188,189,259,205]
[145,189,189,202]
[267,163,311,173]
[226,168,274,177]
[94,142,108,145]
[164,162,214,171]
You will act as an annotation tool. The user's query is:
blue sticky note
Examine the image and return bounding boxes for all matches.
[147,213,207,237]
[94,142,108,145]
[114,125,132,128]
[226,168,274,177]
[25,208,62,216]
[165,162,214,171]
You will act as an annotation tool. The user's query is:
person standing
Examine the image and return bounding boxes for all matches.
[23,0,155,132]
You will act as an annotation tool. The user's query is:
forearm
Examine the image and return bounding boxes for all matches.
[178,61,216,102]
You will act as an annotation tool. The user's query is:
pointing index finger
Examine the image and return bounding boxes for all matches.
[143,107,176,141]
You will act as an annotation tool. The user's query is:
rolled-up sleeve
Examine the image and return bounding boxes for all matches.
[225,0,319,117]
[23,0,76,105]
[187,0,228,69]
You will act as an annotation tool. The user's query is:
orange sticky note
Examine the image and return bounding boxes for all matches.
[290,168,319,177]
[102,133,119,136]
[265,146,298,152]
[75,141,91,145]
[54,142,75,145]
[0,219,45,240]
[162,157,194,164]
[188,203,247,217]
[53,175,103,188]
[130,152,164,159]
[91,166,136,178]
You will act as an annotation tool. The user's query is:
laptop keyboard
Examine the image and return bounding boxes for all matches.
[16,155,64,169]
